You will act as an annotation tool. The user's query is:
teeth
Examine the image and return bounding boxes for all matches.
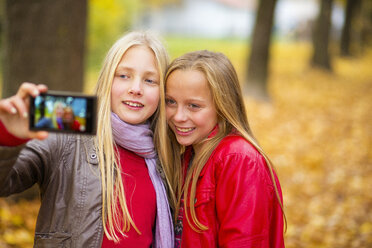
[176,127,194,132]
[125,101,143,107]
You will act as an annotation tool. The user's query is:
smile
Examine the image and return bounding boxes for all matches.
[175,126,195,133]
[124,101,144,107]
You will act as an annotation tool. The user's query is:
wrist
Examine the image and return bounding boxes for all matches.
[0,120,30,146]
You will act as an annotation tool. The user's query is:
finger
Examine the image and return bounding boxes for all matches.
[17,82,40,99]
[37,84,48,93]
[28,131,49,140]
[10,96,29,119]
[0,99,18,115]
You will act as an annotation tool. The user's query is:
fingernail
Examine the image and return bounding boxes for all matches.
[23,112,28,118]
[11,107,17,114]
[33,90,39,96]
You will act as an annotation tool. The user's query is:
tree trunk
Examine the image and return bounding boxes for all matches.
[360,0,372,50]
[2,0,87,98]
[311,0,333,70]
[246,0,277,101]
[340,0,361,56]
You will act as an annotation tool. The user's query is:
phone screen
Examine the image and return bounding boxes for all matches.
[29,91,97,135]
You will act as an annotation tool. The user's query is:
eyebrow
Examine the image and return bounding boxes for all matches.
[116,65,133,71]
[165,93,206,103]
[116,65,158,76]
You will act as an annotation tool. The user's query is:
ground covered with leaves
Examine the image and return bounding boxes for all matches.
[247,44,372,248]
[0,43,371,247]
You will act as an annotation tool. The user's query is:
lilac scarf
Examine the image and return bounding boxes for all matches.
[111,112,174,248]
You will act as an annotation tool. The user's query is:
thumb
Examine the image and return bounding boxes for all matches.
[29,131,49,140]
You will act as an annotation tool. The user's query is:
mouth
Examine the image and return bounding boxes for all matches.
[123,101,144,108]
[175,126,195,135]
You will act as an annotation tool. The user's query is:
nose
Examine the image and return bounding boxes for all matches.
[128,78,143,96]
[173,106,187,122]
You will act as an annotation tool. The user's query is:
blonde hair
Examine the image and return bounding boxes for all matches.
[93,31,169,242]
[51,101,65,129]
[160,50,286,232]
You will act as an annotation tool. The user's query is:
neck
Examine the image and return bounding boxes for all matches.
[192,141,206,158]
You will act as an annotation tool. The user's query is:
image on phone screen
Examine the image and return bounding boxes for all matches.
[29,91,97,135]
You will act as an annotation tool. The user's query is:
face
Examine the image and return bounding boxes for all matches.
[62,108,74,122]
[55,104,64,118]
[111,45,160,125]
[165,69,218,153]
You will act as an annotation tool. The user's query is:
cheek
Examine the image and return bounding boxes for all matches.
[208,110,218,124]
[209,114,218,128]
[148,88,160,106]
[110,91,116,107]
[111,81,122,103]
[153,90,160,104]
[198,111,217,129]
[165,106,175,121]
[110,91,120,112]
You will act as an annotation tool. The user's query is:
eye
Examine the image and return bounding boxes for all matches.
[189,103,200,109]
[119,74,129,79]
[165,98,176,106]
[145,78,158,85]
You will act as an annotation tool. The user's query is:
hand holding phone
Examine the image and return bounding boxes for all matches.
[0,83,49,140]
[29,91,97,135]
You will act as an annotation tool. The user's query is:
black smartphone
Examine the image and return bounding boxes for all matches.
[29,91,97,135]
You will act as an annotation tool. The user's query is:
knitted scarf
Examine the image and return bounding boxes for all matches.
[111,112,174,248]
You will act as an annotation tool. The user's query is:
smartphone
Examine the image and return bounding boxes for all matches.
[29,91,97,135]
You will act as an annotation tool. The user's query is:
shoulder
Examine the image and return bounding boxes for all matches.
[212,134,261,160]
[28,133,72,147]
[209,134,269,180]
[26,133,94,155]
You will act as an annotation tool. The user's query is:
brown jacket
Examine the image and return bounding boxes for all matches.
[0,134,104,247]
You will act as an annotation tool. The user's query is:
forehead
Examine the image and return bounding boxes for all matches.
[125,44,153,56]
[119,45,157,66]
[166,69,213,99]
[167,68,205,86]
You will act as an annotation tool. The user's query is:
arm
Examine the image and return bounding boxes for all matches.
[215,152,275,248]
[0,120,29,146]
[0,134,61,197]
[0,82,53,196]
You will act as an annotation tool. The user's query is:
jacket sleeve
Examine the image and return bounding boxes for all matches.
[0,135,61,197]
[215,152,275,248]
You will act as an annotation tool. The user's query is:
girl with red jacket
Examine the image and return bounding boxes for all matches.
[159,50,285,247]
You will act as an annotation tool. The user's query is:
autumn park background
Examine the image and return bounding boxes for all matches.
[0,0,371,247]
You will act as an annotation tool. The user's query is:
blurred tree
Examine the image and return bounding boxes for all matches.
[311,0,333,70]
[0,0,4,78]
[0,0,3,47]
[246,0,277,101]
[340,0,361,56]
[86,0,180,75]
[360,0,372,50]
[2,0,87,98]
[87,0,136,71]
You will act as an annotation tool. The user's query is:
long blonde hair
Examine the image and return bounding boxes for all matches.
[160,50,286,232]
[93,31,169,242]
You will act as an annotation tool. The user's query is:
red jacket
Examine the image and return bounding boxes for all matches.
[181,134,284,248]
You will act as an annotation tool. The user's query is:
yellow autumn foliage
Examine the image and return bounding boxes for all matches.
[0,199,39,247]
[246,42,372,248]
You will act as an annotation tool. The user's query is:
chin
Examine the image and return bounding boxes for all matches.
[120,115,145,125]
[126,120,144,125]
[176,138,192,147]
